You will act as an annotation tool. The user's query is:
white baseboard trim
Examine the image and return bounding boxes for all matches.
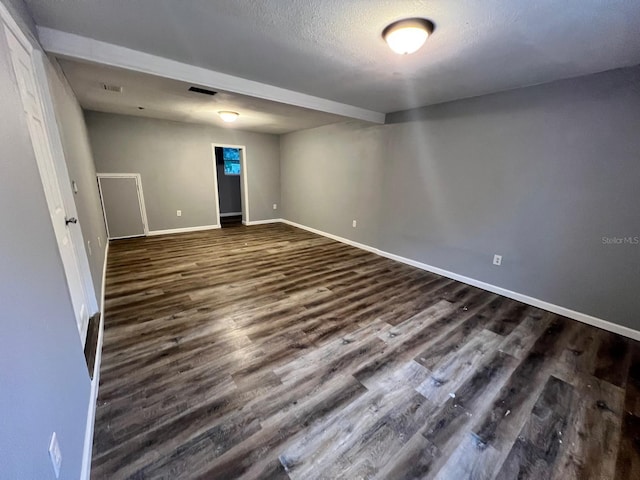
[280,219,640,342]
[220,212,242,217]
[108,234,145,240]
[243,219,282,226]
[147,224,220,236]
[80,242,109,480]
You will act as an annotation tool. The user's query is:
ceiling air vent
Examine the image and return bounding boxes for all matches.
[102,84,123,93]
[188,86,217,96]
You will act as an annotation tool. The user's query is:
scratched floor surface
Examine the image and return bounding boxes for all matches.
[91,223,640,479]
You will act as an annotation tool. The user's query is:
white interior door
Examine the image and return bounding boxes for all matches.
[4,24,91,342]
[97,174,148,239]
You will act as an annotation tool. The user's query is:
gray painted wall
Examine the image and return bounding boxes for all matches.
[281,66,640,331]
[0,13,90,479]
[86,112,280,231]
[44,55,107,296]
[281,121,385,245]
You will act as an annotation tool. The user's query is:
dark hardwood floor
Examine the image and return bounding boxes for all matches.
[91,223,640,479]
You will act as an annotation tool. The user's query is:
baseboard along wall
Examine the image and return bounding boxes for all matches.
[80,242,109,480]
[147,224,220,236]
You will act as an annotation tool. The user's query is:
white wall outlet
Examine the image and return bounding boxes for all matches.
[352,220,357,228]
[493,254,502,266]
[87,240,92,256]
[273,203,277,210]
[49,432,62,478]
[97,236,102,248]
[176,210,182,217]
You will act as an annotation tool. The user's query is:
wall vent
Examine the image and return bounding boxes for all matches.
[188,86,217,96]
[102,84,123,93]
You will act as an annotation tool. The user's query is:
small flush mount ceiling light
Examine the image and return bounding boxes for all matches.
[218,111,239,123]
[382,18,434,55]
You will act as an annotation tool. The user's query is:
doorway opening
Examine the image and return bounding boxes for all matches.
[212,144,248,227]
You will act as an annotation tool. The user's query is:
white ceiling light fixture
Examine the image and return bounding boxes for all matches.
[218,111,239,122]
[382,18,434,55]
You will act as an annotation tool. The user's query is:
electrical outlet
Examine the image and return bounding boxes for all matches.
[87,240,92,256]
[493,254,502,266]
[273,203,277,210]
[177,210,182,217]
[352,220,357,228]
[49,432,62,478]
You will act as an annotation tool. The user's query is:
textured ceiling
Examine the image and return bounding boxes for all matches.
[26,0,640,113]
[56,58,348,134]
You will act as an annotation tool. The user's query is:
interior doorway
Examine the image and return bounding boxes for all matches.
[212,144,248,227]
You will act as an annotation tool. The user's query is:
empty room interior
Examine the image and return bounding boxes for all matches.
[2,0,640,479]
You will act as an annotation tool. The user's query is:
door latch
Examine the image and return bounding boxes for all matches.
[65,217,78,225]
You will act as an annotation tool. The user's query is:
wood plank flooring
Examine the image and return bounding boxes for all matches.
[91,223,640,479]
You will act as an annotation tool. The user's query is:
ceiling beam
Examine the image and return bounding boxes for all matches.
[37,27,385,124]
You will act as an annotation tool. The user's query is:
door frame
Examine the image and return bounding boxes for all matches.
[211,143,249,225]
[1,5,98,337]
[32,38,99,323]
[97,173,149,239]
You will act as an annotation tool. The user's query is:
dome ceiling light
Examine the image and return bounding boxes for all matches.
[382,18,434,55]
[218,111,239,122]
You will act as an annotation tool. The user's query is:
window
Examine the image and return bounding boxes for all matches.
[223,148,241,175]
